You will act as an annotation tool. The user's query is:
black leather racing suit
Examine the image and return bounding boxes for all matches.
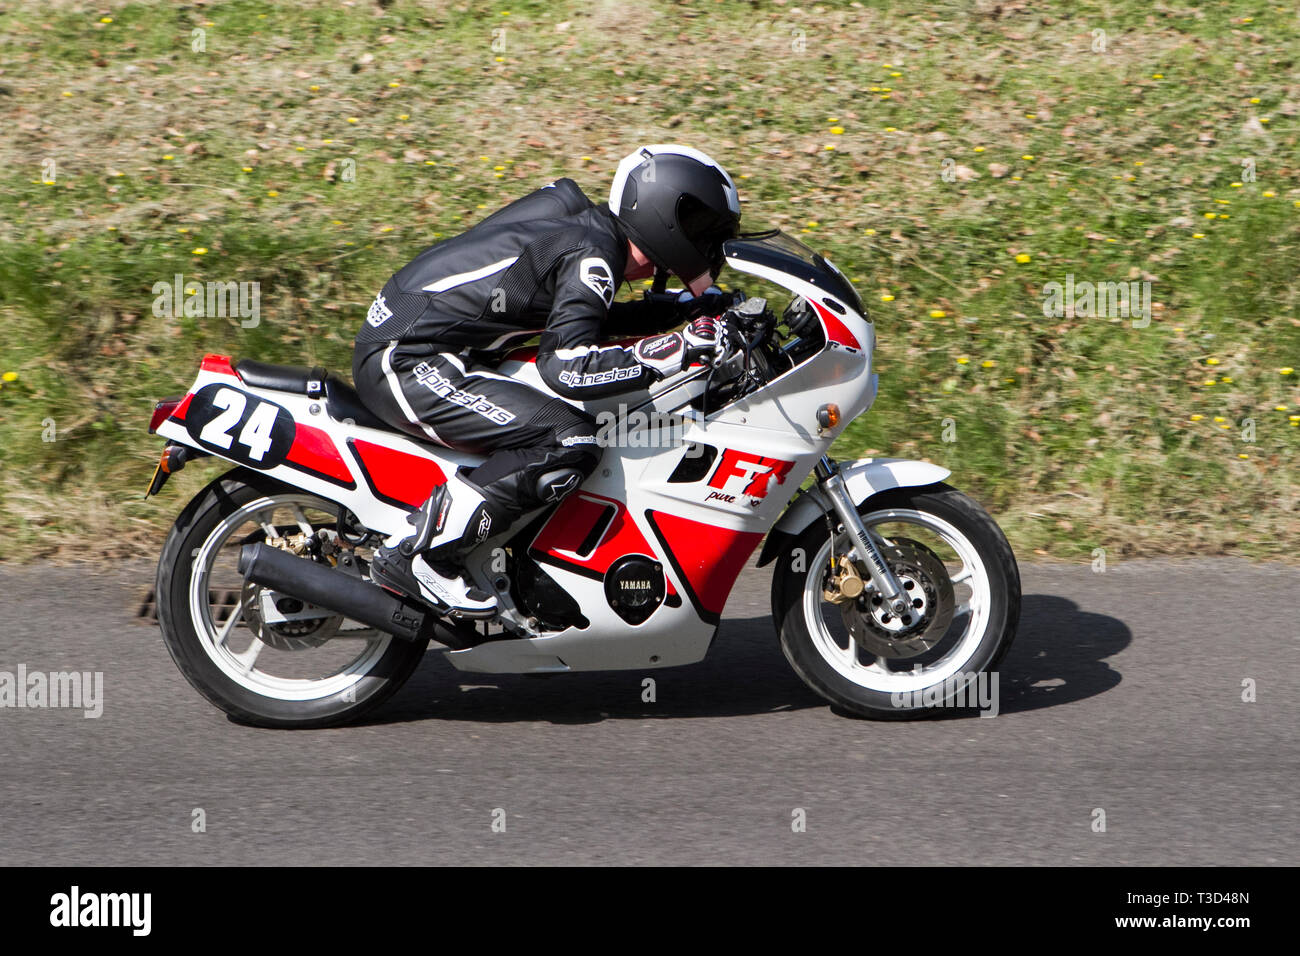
[353,177,682,533]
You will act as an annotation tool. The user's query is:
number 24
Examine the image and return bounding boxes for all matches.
[199,388,277,462]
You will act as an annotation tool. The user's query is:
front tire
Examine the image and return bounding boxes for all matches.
[772,482,1020,719]
[156,468,428,728]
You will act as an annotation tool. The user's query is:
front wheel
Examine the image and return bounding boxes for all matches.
[156,468,429,728]
[772,482,1020,719]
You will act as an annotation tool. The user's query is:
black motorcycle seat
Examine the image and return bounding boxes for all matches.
[232,359,389,432]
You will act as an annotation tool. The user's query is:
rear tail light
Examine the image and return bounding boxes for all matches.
[149,396,187,434]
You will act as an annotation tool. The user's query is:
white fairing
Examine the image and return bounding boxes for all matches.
[155,235,914,675]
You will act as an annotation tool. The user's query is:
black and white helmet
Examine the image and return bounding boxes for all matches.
[608,145,741,293]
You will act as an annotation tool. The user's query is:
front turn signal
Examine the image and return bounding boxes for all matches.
[817,403,841,429]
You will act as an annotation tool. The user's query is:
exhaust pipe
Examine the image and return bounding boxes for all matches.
[238,543,439,643]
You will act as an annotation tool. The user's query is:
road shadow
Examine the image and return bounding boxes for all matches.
[994,593,1128,715]
[354,592,1128,726]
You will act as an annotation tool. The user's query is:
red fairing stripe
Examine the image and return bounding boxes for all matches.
[350,439,446,507]
[286,424,354,484]
[172,393,193,421]
[531,492,678,595]
[648,511,763,617]
[200,354,238,376]
[809,300,861,351]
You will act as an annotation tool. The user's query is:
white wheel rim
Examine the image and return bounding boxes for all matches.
[188,493,393,701]
[801,508,992,693]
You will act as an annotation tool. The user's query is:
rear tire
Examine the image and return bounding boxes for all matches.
[772,482,1020,719]
[156,468,428,728]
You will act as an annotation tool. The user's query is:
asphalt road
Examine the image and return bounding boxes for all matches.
[0,557,1295,866]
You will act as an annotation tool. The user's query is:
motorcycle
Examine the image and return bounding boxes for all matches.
[146,229,1020,727]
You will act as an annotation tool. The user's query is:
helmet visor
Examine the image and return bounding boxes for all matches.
[677,193,739,280]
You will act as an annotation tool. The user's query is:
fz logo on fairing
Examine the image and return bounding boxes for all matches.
[579,257,616,307]
[706,449,795,502]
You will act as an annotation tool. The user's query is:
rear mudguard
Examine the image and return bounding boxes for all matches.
[756,458,951,567]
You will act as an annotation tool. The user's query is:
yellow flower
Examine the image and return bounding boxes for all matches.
[1262,191,1275,197]
[1218,214,1230,219]
[162,154,174,160]
[880,294,894,302]
[398,114,409,120]
[495,57,505,63]
[381,226,393,232]
[309,85,320,92]
[1213,416,1226,423]
[1204,380,1216,386]
[62,91,72,97]
[1230,182,1243,188]
[1204,212,1217,219]
[863,228,877,236]
[100,17,112,23]
[295,146,304,152]
[1280,367,1294,375]
[1152,73,1164,79]
[827,117,839,123]
[191,247,207,255]
[973,146,985,152]
[1189,414,1203,422]
[493,165,505,171]
[1015,253,1032,263]
[829,126,844,135]
[241,166,253,172]
[1193,233,1206,239]
[1021,154,1034,160]
[1238,454,1249,459]
[890,71,901,77]
[824,144,836,150]
[1,372,17,383]
[1220,377,1232,383]
[930,310,946,318]
[347,117,359,124]
[1250,97,1261,104]
[266,190,279,197]
[389,82,401,88]
[1290,415,1300,422]
[1274,405,1287,412]
[981,360,996,368]
[806,220,819,228]
[956,357,969,365]
[884,126,897,133]
[1260,118,1270,124]
[1205,358,1219,365]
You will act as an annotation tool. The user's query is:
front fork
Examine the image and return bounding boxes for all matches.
[813,456,911,617]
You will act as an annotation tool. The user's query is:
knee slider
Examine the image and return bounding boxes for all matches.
[535,467,585,503]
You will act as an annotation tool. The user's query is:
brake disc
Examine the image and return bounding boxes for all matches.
[839,537,956,659]
[239,578,341,651]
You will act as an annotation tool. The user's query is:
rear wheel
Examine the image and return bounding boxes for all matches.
[772,482,1020,719]
[156,468,428,728]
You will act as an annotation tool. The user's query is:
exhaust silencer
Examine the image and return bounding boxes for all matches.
[238,542,434,643]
